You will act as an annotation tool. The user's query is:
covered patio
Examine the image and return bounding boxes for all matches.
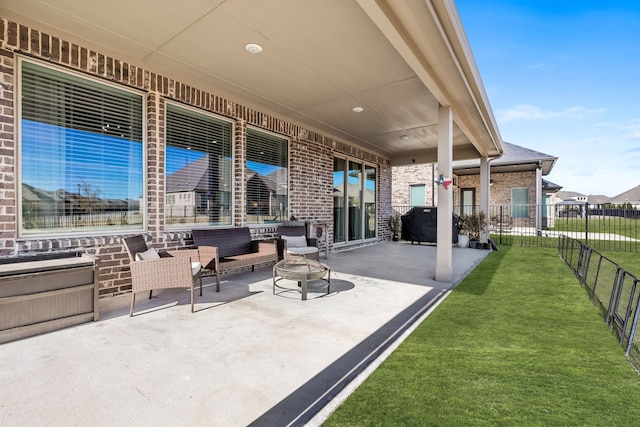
[0,0,502,289]
[0,243,488,426]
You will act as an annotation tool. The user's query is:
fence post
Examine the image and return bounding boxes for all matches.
[584,202,589,246]
[626,279,640,354]
[499,205,503,244]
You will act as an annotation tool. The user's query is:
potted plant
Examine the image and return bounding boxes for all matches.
[388,214,401,241]
[464,212,488,249]
[456,215,471,248]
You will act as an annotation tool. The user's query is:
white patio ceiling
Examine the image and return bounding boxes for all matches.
[1,0,503,165]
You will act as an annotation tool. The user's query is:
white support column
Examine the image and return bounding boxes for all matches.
[479,157,490,243]
[435,106,453,282]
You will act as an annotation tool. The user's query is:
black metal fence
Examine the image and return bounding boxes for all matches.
[391,203,640,252]
[493,203,640,252]
[559,235,640,369]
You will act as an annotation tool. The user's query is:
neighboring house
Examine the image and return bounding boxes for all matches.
[608,185,640,207]
[165,154,289,223]
[555,186,640,208]
[392,141,559,230]
[454,141,559,214]
[543,179,564,205]
[165,154,222,221]
[552,185,639,220]
[587,194,610,206]
[556,191,588,204]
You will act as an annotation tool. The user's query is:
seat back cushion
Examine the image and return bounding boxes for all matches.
[277,225,306,238]
[192,227,253,258]
[282,234,308,248]
[135,247,160,261]
[123,235,149,261]
[191,261,202,276]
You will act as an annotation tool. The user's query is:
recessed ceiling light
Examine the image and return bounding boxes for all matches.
[352,106,364,113]
[245,43,263,54]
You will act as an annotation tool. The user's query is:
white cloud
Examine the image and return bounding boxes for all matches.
[622,119,640,139]
[590,118,640,140]
[527,62,555,70]
[498,104,604,122]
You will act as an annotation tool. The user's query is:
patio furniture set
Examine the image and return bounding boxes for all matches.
[124,224,331,314]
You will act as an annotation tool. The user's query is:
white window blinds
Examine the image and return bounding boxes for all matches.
[20,60,143,234]
[165,104,233,226]
[246,128,288,223]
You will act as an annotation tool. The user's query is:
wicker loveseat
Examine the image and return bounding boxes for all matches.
[192,227,277,291]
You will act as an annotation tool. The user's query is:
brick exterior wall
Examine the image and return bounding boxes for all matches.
[391,163,438,208]
[147,94,164,241]
[393,165,539,217]
[234,119,247,227]
[378,164,393,240]
[457,171,537,206]
[0,18,391,296]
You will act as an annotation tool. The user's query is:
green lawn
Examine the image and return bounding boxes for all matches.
[324,247,640,426]
[551,217,639,240]
[599,251,640,277]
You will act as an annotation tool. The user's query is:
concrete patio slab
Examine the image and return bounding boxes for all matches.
[0,242,489,427]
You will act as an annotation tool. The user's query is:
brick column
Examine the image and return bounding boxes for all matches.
[378,163,393,240]
[146,93,164,243]
[234,119,246,226]
[0,47,16,256]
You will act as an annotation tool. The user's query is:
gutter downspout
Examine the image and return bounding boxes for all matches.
[480,154,502,244]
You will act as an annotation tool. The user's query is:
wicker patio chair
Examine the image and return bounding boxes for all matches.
[123,236,203,316]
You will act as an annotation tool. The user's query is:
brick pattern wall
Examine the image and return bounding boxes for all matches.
[0,26,16,255]
[0,18,391,296]
[378,164,393,240]
[147,93,164,242]
[234,119,247,227]
[391,163,438,207]
[393,163,539,210]
[457,171,537,206]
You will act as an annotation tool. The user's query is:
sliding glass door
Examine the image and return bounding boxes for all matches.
[333,157,376,244]
[364,164,376,239]
[348,161,362,241]
[333,158,346,243]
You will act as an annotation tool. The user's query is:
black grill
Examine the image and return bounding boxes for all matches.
[400,207,459,244]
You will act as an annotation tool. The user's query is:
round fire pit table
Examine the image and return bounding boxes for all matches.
[273,257,330,300]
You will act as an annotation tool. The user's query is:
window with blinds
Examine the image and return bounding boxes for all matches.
[20,60,144,235]
[165,103,233,227]
[246,128,288,223]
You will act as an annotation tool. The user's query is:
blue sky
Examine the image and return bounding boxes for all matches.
[22,120,143,200]
[455,0,640,197]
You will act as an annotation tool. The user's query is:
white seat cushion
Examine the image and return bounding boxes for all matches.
[287,246,319,256]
